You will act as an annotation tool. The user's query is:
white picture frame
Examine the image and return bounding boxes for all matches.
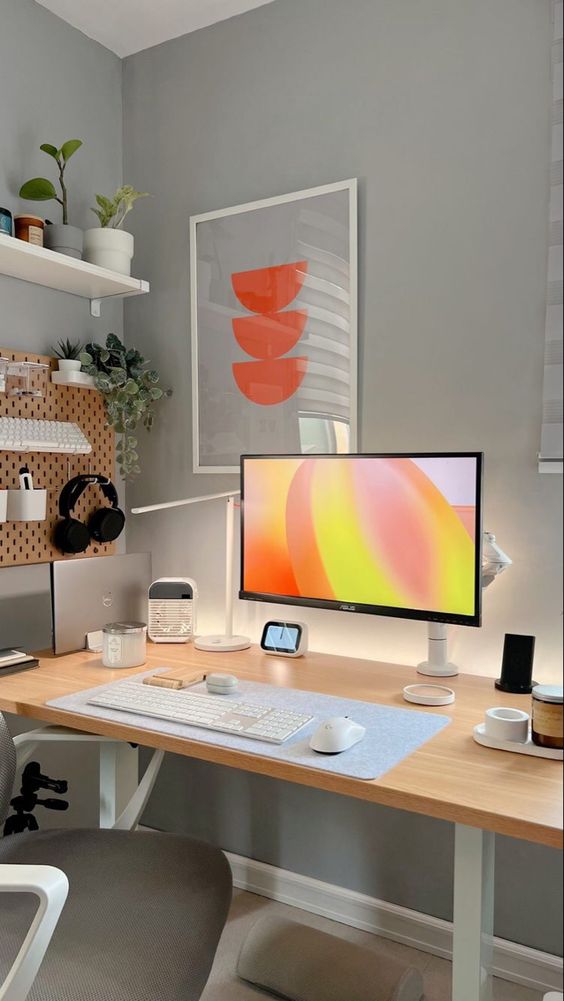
[190,178,358,473]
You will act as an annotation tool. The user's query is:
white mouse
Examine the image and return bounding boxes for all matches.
[309,717,366,754]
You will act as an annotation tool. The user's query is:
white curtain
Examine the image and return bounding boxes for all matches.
[540,0,563,472]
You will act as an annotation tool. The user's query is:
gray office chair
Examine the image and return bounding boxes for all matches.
[0,713,232,1001]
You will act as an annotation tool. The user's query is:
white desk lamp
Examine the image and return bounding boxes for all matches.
[417,532,512,678]
[131,490,251,653]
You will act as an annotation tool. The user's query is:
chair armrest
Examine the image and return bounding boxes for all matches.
[0,865,68,1001]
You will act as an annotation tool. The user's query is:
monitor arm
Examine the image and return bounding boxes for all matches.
[417,623,459,678]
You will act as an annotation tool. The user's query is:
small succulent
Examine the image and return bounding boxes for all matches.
[90,185,150,229]
[80,333,170,479]
[50,338,83,360]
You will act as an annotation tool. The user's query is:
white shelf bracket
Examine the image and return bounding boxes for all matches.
[90,299,102,318]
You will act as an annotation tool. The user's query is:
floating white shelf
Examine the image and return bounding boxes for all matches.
[51,371,96,389]
[0,232,149,316]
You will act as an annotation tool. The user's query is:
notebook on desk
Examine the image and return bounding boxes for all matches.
[0,649,39,676]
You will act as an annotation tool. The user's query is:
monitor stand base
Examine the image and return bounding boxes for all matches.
[417,623,460,678]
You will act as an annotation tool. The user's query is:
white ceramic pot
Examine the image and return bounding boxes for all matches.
[83,228,134,275]
[58,359,81,376]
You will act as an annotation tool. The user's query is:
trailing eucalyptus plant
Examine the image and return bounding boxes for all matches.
[19,139,83,225]
[80,333,170,480]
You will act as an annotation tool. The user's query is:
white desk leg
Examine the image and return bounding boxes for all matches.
[99,743,139,829]
[452,824,495,1001]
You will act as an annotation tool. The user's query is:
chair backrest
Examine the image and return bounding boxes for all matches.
[0,712,16,826]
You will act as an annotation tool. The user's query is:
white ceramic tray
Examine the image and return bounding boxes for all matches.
[52,370,95,389]
[473,723,563,760]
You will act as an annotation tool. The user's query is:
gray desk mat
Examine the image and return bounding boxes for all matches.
[47,670,451,782]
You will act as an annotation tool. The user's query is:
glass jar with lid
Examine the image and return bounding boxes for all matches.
[102,622,147,669]
[531,685,563,750]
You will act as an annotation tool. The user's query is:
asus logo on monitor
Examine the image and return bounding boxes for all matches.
[339,604,357,612]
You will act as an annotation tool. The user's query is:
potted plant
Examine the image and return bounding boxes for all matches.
[19,140,84,258]
[80,333,170,479]
[83,185,149,276]
[51,338,83,376]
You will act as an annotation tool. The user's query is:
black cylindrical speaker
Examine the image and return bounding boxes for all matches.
[496,634,536,694]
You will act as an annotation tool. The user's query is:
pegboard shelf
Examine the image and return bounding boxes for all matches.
[51,371,96,389]
[0,232,149,316]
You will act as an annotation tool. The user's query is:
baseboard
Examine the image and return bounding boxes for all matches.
[226,852,564,994]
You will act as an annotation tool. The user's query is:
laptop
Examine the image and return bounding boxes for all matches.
[51,553,152,654]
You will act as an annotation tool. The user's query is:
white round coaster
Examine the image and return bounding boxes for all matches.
[403,684,455,706]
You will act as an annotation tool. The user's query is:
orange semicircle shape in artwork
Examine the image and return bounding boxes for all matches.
[232,310,307,360]
[232,261,308,314]
[233,357,308,405]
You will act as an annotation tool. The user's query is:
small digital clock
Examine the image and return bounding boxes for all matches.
[260,621,308,658]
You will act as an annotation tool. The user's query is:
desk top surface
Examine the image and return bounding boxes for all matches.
[0,644,561,848]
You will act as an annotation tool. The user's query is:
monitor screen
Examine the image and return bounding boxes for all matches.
[240,453,483,627]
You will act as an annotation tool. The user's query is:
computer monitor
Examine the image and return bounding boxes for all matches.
[240,453,483,627]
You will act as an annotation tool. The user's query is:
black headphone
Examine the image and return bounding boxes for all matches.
[55,474,125,555]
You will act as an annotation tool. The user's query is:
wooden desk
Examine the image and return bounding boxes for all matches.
[1,644,562,1001]
[0,644,560,846]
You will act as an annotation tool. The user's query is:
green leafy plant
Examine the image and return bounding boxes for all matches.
[80,333,170,479]
[50,338,82,360]
[19,140,83,225]
[91,185,149,229]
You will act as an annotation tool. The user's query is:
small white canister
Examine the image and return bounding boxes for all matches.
[102,622,147,669]
[484,707,529,743]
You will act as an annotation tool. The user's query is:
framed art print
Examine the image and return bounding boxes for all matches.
[190,179,358,473]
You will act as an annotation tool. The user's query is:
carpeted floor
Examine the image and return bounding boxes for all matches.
[201,890,544,1001]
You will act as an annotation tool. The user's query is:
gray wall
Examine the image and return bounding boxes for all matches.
[123,0,563,955]
[0,0,124,643]
[0,0,124,825]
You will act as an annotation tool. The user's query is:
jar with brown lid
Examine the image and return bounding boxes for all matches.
[531,685,563,750]
[14,214,44,246]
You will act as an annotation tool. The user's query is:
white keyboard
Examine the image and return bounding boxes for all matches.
[0,417,92,454]
[88,680,313,745]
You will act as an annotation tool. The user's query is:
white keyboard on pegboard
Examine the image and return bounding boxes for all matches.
[0,417,92,454]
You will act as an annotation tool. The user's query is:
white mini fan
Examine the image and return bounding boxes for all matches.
[148,577,198,643]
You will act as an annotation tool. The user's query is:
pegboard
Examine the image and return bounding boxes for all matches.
[0,348,116,567]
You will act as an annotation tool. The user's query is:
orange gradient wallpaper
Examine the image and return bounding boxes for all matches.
[242,456,480,620]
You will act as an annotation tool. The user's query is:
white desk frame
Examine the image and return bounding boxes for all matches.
[13,727,163,831]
